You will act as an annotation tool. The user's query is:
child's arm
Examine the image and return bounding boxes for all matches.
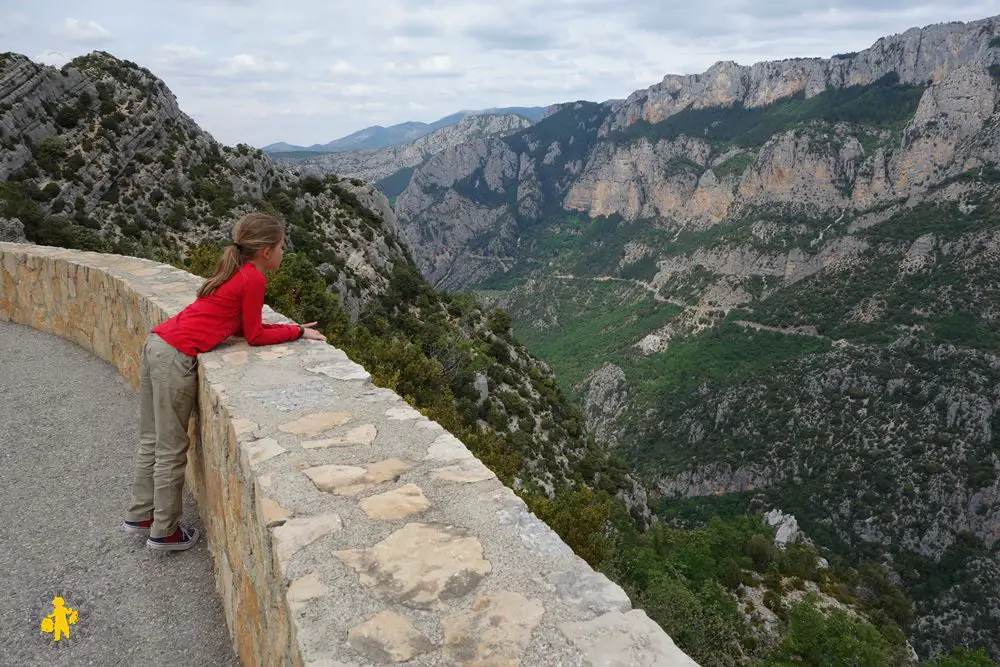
[240,274,304,345]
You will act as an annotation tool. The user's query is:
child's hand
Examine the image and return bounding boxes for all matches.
[300,322,326,342]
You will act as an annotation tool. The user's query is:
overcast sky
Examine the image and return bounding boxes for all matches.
[4,1,1000,147]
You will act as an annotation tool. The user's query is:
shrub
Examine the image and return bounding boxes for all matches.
[55,105,79,128]
[300,175,324,195]
[35,136,67,172]
[760,596,894,666]
[42,183,61,200]
[67,152,86,172]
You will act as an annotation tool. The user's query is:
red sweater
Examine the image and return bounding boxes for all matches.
[152,262,302,356]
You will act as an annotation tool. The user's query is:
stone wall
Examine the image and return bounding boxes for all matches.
[0,242,698,667]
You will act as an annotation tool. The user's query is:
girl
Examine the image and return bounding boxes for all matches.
[122,212,326,551]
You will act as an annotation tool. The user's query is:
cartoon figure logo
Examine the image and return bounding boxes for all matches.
[40,596,79,642]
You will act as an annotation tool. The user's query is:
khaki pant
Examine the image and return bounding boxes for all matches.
[125,333,199,538]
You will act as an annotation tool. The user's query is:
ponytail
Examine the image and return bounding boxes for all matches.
[197,244,245,298]
[196,212,286,298]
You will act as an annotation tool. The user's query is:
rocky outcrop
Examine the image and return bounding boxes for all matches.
[580,364,629,448]
[276,114,534,184]
[601,16,1000,134]
[0,217,27,243]
[394,137,524,289]
[762,509,809,548]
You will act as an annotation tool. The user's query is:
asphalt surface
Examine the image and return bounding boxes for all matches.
[0,321,240,667]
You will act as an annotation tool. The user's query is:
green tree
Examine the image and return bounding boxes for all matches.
[923,647,997,667]
[755,596,895,667]
[529,486,613,568]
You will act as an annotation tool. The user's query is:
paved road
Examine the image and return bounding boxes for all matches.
[0,321,240,667]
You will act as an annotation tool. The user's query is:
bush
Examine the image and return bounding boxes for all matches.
[754,596,894,667]
[67,152,86,173]
[300,176,324,195]
[924,646,997,666]
[35,136,67,172]
[55,105,79,128]
[42,183,61,200]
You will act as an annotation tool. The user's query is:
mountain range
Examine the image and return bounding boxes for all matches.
[387,14,1000,662]
[261,106,549,154]
[271,113,536,200]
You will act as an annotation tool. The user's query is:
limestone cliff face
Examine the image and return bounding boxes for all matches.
[394,137,526,290]
[572,60,1000,227]
[274,113,533,184]
[601,16,999,134]
[562,137,715,224]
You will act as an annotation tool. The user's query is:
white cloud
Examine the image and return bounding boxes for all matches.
[418,55,455,74]
[160,44,207,60]
[217,53,288,75]
[54,18,111,43]
[343,83,386,97]
[35,50,69,67]
[330,60,362,75]
[156,44,210,68]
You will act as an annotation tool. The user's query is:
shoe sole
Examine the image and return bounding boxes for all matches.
[147,528,200,552]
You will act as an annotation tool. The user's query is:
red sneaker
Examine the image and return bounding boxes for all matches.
[147,525,200,552]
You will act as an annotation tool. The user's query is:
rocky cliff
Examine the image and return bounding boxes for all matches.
[601,16,997,134]
[389,14,1000,662]
[273,113,534,186]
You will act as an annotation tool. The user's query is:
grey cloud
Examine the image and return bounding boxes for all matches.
[393,19,445,38]
[464,24,556,51]
[624,0,984,38]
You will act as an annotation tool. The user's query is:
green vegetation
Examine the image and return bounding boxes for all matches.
[0,181,106,251]
[611,73,925,149]
[714,153,756,180]
[753,234,1000,354]
[603,513,916,666]
[752,596,896,666]
[859,199,1000,244]
[629,323,831,405]
[510,279,681,392]
[925,647,998,666]
[505,101,610,206]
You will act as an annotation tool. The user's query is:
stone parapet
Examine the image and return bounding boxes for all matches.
[0,242,698,667]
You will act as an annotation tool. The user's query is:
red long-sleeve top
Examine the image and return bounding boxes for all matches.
[152,262,302,356]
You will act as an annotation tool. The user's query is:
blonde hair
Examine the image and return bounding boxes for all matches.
[197,212,285,298]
